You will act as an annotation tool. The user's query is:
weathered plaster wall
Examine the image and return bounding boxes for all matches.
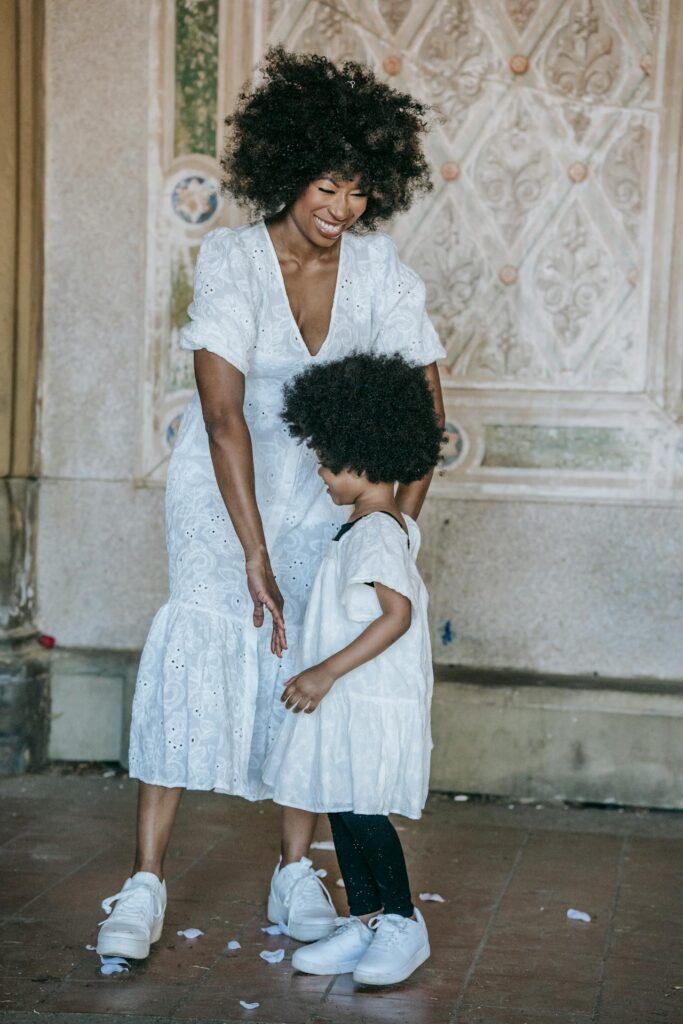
[38,0,165,650]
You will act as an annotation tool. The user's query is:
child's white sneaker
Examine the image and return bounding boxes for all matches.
[353,907,430,986]
[292,916,373,975]
[96,871,167,960]
[268,856,336,942]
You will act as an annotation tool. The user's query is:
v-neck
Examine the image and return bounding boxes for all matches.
[261,221,345,360]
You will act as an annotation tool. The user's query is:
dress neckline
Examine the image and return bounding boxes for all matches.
[260,221,345,360]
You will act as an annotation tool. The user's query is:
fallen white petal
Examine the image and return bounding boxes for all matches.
[227,939,241,950]
[419,892,445,903]
[335,878,345,888]
[99,955,130,976]
[261,924,284,935]
[315,868,328,878]
[259,948,285,964]
[177,928,204,939]
[85,944,96,951]
[240,1001,260,1010]
[310,840,335,851]
[453,794,469,802]
[567,908,591,923]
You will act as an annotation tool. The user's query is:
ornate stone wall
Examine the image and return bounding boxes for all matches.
[142,0,683,506]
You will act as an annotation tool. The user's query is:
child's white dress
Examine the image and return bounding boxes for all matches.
[262,511,433,820]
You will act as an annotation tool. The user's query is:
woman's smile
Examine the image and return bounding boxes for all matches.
[313,214,345,238]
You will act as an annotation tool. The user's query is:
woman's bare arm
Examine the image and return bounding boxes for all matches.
[194,349,287,655]
[396,362,446,519]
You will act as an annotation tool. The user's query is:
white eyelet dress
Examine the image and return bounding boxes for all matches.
[262,512,432,820]
[127,221,445,798]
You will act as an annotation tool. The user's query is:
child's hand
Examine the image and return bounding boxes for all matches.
[281,664,336,714]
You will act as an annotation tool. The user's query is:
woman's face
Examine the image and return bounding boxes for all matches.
[289,174,368,247]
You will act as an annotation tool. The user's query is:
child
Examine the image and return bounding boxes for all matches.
[262,351,443,986]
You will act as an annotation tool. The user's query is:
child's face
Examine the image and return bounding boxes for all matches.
[318,464,365,505]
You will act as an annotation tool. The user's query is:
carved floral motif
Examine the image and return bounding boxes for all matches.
[534,202,612,371]
[378,0,411,34]
[544,0,621,101]
[637,0,659,33]
[473,97,553,244]
[467,303,546,381]
[505,0,539,33]
[297,5,367,64]
[417,0,491,136]
[602,123,647,242]
[414,202,487,364]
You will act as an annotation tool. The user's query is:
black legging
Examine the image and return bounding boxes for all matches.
[328,812,414,918]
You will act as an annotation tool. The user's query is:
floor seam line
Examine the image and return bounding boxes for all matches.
[591,832,628,1022]
[0,847,107,928]
[448,828,531,1023]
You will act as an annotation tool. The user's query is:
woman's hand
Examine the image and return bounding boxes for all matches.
[245,552,287,657]
[281,664,336,714]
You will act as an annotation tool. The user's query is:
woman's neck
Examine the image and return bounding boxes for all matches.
[266,212,338,266]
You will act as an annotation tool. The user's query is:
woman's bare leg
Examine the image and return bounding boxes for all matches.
[132,782,184,880]
[280,806,318,866]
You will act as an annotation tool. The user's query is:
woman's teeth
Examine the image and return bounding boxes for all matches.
[314,215,343,237]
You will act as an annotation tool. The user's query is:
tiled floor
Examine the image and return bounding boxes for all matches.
[0,770,681,1024]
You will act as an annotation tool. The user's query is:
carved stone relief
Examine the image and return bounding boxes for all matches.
[140,0,682,501]
[416,1,491,136]
[473,96,554,245]
[543,0,621,101]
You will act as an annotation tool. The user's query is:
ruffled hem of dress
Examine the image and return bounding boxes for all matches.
[128,599,275,797]
[261,694,431,822]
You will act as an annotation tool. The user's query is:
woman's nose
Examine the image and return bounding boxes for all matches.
[329,195,349,220]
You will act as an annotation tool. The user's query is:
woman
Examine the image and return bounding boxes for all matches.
[97,47,445,960]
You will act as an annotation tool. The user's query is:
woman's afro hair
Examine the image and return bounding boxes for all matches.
[221,47,432,230]
[281,352,444,484]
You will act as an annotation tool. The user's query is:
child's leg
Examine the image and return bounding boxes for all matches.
[328,813,382,917]
[332,812,414,918]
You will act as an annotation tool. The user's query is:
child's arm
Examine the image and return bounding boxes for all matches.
[281,583,411,714]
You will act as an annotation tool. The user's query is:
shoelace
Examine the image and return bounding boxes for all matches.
[367,913,410,951]
[99,884,162,927]
[329,916,361,938]
[287,867,335,914]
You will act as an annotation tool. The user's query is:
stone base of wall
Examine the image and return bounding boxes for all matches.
[36,647,683,808]
[48,648,139,765]
[431,667,683,809]
[0,638,50,773]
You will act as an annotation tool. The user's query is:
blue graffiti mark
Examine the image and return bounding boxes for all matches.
[441,620,454,646]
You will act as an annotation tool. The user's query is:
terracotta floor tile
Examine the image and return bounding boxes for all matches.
[596,956,682,1024]
[1,775,682,1024]
[465,950,601,1016]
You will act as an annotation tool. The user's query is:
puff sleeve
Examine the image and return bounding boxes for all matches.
[371,233,446,366]
[337,515,418,623]
[179,228,257,375]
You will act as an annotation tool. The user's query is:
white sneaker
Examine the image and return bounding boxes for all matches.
[96,871,167,960]
[292,917,373,975]
[353,907,430,986]
[268,856,336,942]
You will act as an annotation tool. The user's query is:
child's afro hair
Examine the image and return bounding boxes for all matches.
[221,47,432,230]
[281,352,444,484]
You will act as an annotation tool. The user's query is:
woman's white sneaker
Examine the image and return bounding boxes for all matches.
[268,857,336,942]
[353,908,430,986]
[292,917,373,975]
[96,871,167,960]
